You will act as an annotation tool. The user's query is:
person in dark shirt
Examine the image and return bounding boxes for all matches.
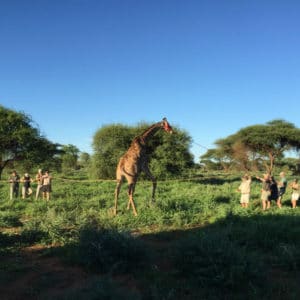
[21,173,33,199]
[269,176,279,206]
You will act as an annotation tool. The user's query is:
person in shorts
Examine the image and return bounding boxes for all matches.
[35,169,43,200]
[269,176,279,206]
[21,173,33,199]
[256,173,271,210]
[237,174,251,208]
[277,171,287,208]
[289,179,299,209]
[42,171,52,201]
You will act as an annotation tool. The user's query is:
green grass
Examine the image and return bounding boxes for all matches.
[1,173,300,299]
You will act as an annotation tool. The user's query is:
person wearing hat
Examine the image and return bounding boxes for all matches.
[35,169,43,199]
[21,172,33,199]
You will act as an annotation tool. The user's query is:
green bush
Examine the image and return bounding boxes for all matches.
[0,211,22,227]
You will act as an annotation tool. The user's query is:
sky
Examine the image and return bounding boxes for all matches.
[1,0,300,162]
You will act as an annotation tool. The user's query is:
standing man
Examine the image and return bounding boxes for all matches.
[8,170,20,200]
[35,169,43,200]
[237,174,252,208]
[21,173,33,199]
[256,173,271,210]
[42,170,52,201]
[277,171,287,208]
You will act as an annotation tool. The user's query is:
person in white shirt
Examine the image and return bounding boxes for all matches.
[237,174,252,208]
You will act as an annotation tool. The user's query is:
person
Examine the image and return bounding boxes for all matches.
[8,170,20,200]
[42,170,52,200]
[256,173,271,210]
[35,169,43,200]
[21,173,33,199]
[269,176,279,206]
[289,178,299,209]
[237,174,251,208]
[277,171,287,208]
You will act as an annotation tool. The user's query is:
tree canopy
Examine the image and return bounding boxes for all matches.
[90,122,194,179]
[0,105,59,178]
[201,119,300,173]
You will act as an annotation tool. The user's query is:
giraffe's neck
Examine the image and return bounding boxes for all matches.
[140,122,161,144]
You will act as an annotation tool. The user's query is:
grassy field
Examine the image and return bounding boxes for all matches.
[1,172,300,299]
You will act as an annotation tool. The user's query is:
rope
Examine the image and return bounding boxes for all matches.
[192,140,209,150]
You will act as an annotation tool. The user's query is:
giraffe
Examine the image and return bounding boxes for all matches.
[114,118,173,216]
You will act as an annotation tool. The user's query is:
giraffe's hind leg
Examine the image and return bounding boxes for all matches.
[114,178,123,215]
[143,165,157,203]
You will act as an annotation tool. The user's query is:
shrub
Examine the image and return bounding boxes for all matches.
[0,211,22,227]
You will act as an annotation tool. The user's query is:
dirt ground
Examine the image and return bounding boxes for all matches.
[0,244,90,300]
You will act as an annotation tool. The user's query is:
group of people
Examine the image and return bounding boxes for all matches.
[237,171,299,209]
[8,169,52,201]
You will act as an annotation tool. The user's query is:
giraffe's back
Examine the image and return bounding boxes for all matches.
[116,138,146,181]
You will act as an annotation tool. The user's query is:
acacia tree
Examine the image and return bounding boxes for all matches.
[236,120,300,173]
[201,119,300,174]
[200,148,232,171]
[0,105,58,179]
[61,144,80,172]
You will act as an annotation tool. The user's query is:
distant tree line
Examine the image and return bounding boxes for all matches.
[2,105,300,179]
[0,105,194,179]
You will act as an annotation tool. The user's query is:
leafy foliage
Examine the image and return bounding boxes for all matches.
[201,119,300,173]
[90,122,194,179]
[0,105,59,177]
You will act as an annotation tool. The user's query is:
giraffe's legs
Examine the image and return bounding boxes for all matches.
[127,183,137,216]
[114,178,123,215]
[143,165,157,203]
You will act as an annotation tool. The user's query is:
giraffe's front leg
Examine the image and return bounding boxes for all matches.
[127,183,137,216]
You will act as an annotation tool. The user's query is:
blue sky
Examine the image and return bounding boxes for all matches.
[1,0,300,162]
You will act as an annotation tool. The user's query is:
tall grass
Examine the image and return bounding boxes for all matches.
[1,173,300,298]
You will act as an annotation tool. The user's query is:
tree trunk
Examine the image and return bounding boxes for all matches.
[268,152,275,174]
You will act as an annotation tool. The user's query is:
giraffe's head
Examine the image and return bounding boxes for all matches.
[161,118,173,134]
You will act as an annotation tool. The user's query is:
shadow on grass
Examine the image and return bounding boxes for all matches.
[2,213,300,299]
[214,196,231,204]
[0,229,47,254]
[47,213,300,299]
[192,176,241,185]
